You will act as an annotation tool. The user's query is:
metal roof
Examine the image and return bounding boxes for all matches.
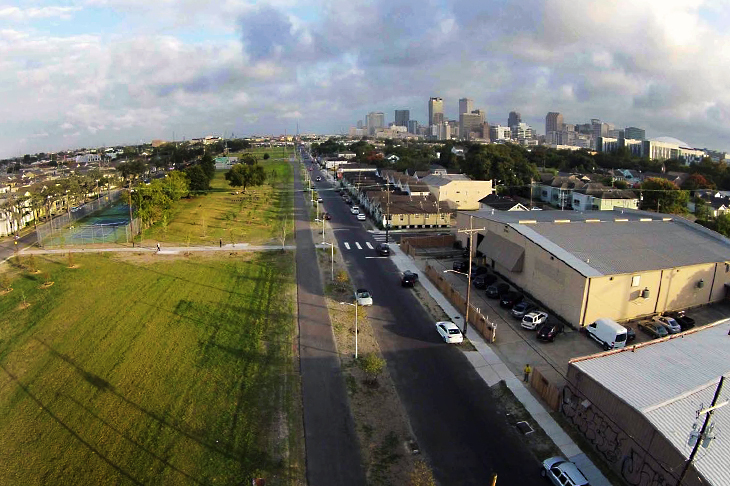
[572,321,730,486]
[464,209,730,276]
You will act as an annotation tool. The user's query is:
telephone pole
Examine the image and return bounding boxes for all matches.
[677,376,726,485]
[385,182,391,243]
[457,215,485,338]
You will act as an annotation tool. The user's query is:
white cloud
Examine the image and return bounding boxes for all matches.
[0,6,80,21]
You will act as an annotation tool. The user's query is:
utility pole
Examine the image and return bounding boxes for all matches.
[456,215,485,338]
[385,182,391,243]
[677,376,726,485]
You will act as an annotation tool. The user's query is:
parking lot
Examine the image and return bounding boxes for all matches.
[427,257,730,388]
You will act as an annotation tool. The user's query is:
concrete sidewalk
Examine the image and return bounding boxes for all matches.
[387,243,613,486]
[18,244,296,255]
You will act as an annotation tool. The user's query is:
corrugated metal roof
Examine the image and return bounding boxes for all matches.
[463,209,730,275]
[572,321,730,486]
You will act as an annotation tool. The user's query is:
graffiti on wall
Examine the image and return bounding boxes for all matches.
[561,388,673,486]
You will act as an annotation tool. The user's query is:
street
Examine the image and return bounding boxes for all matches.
[307,160,545,485]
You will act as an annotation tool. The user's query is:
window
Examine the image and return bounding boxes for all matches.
[631,275,641,287]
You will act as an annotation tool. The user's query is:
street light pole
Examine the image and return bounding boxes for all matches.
[456,215,486,338]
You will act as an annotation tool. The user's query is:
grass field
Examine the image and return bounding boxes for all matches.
[143,154,293,246]
[0,251,303,485]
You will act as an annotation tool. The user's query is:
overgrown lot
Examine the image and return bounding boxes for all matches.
[143,158,292,246]
[0,251,303,485]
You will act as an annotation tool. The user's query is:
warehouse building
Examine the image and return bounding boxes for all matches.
[456,209,730,327]
[563,320,730,486]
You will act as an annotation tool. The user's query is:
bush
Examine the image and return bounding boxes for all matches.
[358,353,385,384]
[408,459,436,486]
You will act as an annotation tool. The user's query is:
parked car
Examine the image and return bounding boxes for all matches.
[344,197,352,205]
[511,301,537,319]
[541,457,590,486]
[625,325,636,342]
[473,273,497,289]
[486,283,510,298]
[375,243,391,256]
[585,318,628,350]
[652,315,681,334]
[637,319,669,339]
[355,288,373,306]
[316,176,321,181]
[350,206,360,214]
[470,266,489,279]
[356,213,366,221]
[317,197,323,203]
[323,212,331,220]
[435,321,464,344]
[666,311,695,331]
[537,322,564,342]
[401,271,419,287]
[521,310,548,330]
[500,291,524,309]
[452,260,470,272]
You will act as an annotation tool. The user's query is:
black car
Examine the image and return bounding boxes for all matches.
[537,322,564,342]
[473,274,497,289]
[323,212,331,220]
[470,266,489,279]
[375,243,391,256]
[511,301,537,319]
[666,311,695,331]
[500,291,524,309]
[486,283,510,298]
[401,271,419,287]
[452,260,470,272]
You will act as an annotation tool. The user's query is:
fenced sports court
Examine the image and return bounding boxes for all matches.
[36,190,141,247]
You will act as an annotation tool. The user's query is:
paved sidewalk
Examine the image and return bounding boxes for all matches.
[387,243,612,486]
[18,244,296,255]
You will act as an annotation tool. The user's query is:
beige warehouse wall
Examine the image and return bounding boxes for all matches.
[711,262,730,302]
[656,264,715,312]
[583,271,662,324]
[439,181,493,210]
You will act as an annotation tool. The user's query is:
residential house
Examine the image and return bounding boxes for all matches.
[479,194,528,211]
[420,173,494,210]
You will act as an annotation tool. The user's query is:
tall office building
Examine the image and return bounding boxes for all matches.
[357,120,363,129]
[624,127,646,140]
[460,112,484,140]
[366,112,385,136]
[407,120,418,134]
[459,98,473,116]
[429,97,444,126]
[508,111,521,128]
[545,112,564,134]
[395,110,410,127]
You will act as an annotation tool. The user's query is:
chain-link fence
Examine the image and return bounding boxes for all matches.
[36,190,141,247]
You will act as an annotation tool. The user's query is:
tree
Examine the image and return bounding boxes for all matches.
[716,213,730,237]
[640,177,689,214]
[358,353,385,384]
[408,460,436,486]
[263,153,270,160]
[225,163,266,192]
[240,153,258,166]
[200,153,215,180]
[681,173,715,191]
[185,165,210,192]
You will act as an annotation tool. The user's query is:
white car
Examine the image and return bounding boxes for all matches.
[350,206,360,214]
[541,457,589,486]
[521,311,548,330]
[436,321,464,344]
[356,213,366,221]
[652,315,681,334]
[355,288,373,306]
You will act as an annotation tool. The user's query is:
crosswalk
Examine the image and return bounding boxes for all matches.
[340,240,391,251]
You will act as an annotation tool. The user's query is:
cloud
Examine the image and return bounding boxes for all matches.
[2,0,730,157]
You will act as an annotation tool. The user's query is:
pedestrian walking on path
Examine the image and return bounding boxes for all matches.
[219,238,222,248]
[156,243,160,252]
[523,364,532,383]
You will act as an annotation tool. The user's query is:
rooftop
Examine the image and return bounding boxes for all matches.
[464,208,730,276]
[571,320,730,486]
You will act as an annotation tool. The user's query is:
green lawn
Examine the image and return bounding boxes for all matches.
[0,252,302,485]
[143,158,292,246]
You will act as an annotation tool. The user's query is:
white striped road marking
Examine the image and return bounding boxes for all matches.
[355,242,362,249]
[344,242,351,250]
[366,242,374,249]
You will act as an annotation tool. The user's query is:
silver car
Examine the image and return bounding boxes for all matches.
[652,315,681,334]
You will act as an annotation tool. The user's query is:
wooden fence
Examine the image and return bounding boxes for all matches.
[424,263,497,343]
[401,235,455,257]
[529,368,561,411]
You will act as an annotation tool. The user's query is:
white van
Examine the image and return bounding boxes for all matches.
[585,318,627,350]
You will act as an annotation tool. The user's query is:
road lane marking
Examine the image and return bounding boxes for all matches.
[355,242,362,249]
[366,242,374,249]
[344,242,350,250]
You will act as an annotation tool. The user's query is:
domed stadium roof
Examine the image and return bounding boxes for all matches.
[653,136,692,147]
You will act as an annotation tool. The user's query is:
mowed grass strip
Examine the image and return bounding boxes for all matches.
[0,251,301,485]
[144,156,292,246]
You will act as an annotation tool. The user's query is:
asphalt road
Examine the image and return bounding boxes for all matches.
[291,160,366,486]
[307,159,546,485]
[0,230,37,263]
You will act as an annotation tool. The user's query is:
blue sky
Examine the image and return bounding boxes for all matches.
[1,0,729,158]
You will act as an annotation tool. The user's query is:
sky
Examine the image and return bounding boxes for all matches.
[1,0,730,158]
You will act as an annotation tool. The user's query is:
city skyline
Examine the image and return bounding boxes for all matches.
[2,0,730,158]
